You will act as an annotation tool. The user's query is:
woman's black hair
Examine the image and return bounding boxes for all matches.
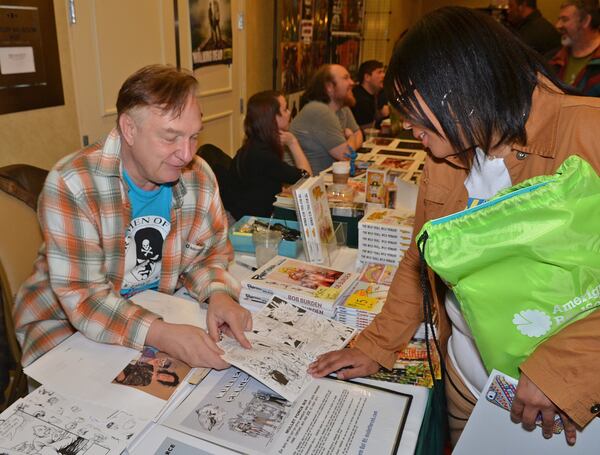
[385,6,574,165]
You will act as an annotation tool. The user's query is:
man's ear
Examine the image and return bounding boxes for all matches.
[119,113,137,146]
[582,13,592,29]
[325,81,335,98]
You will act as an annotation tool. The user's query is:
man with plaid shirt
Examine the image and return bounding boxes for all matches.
[15,65,251,368]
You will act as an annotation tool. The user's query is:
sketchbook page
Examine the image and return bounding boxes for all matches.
[218,295,356,402]
[130,289,207,330]
[0,397,116,455]
[164,367,412,455]
[23,333,166,419]
[0,385,149,455]
[454,370,600,454]
[127,423,234,455]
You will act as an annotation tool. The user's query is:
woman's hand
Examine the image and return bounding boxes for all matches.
[279,130,298,148]
[308,347,380,380]
[511,372,577,445]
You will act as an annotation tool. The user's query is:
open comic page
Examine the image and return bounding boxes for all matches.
[219,296,356,402]
[0,386,148,455]
[164,367,412,455]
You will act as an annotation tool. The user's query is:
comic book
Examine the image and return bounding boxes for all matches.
[241,256,358,318]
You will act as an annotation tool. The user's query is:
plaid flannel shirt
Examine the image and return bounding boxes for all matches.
[14,129,239,366]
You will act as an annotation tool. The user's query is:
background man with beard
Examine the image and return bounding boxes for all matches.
[550,0,600,96]
[288,64,363,174]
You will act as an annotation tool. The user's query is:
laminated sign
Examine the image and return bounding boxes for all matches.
[418,156,600,377]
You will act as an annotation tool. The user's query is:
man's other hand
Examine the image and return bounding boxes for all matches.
[207,291,252,349]
[511,372,577,445]
[307,347,379,380]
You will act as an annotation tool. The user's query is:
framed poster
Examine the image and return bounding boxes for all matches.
[189,0,233,68]
[0,1,64,114]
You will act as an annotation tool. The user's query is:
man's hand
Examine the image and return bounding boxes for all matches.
[146,319,230,369]
[511,372,577,445]
[343,128,354,139]
[207,291,252,349]
[307,347,380,380]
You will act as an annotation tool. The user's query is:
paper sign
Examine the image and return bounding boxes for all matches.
[0,46,35,75]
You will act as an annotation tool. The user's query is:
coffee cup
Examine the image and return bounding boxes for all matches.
[332,161,350,184]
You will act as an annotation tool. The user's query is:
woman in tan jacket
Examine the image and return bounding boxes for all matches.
[310,6,600,447]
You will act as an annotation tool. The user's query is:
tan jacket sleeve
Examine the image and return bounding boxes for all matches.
[352,170,432,370]
[520,308,600,428]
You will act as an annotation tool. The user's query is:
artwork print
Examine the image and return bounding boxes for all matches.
[189,0,233,68]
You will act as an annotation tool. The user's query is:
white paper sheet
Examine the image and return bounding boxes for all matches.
[0,386,148,455]
[164,367,412,455]
[454,369,600,454]
[131,289,207,329]
[23,333,167,419]
[0,46,35,75]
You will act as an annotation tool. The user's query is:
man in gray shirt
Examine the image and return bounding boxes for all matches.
[289,64,363,174]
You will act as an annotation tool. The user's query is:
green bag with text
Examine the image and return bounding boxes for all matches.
[417,156,600,378]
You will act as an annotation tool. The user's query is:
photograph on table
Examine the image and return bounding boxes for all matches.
[380,157,415,170]
[112,347,191,401]
[377,149,415,158]
[189,0,233,68]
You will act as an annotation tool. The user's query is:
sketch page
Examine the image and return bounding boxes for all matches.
[18,385,148,449]
[218,295,356,401]
[164,367,412,455]
[23,333,170,419]
[0,398,114,455]
[130,289,207,329]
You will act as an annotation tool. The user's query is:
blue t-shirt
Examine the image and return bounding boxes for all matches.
[120,170,172,297]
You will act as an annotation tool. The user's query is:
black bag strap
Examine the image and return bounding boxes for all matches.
[417,230,477,412]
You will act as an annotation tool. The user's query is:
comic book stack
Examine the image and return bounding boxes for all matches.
[348,323,442,388]
[239,256,358,319]
[335,263,397,329]
[358,208,415,266]
[292,176,336,265]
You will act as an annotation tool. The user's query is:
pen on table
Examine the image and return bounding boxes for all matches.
[235,260,257,271]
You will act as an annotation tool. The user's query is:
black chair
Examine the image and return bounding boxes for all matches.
[196,143,234,211]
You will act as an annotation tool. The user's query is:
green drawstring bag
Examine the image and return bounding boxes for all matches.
[417,156,600,378]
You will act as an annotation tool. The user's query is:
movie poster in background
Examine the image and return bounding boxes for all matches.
[189,0,233,68]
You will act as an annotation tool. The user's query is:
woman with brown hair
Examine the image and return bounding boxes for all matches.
[226,91,312,220]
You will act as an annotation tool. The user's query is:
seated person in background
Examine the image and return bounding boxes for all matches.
[506,0,561,57]
[351,60,390,130]
[226,91,312,220]
[288,64,363,174]
[309,6,600,447]
[550,0,600,96]
[14,64,251,369]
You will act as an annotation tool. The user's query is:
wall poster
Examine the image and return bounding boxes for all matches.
[188,0,233,68]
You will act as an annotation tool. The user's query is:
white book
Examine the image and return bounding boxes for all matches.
[293,176,335,264]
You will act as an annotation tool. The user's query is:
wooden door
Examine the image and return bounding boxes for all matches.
[67,0,245,152]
